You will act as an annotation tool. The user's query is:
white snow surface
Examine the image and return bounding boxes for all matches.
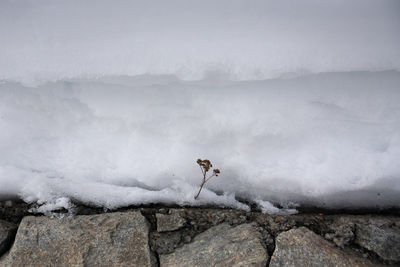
[1,72,400,213]
[0,0,400,213]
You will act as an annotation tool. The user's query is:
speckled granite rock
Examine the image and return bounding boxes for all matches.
[0,211,151,267]
[0,203,399,266]
[325,217,355,248]
[0,220,17,257]
[270,227,376,267]
[160,223,267,267]
[355,217,400,262]
[156,209,186,232]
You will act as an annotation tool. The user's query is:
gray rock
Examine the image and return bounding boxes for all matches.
[0,211,151,267]
[355,217,400,262]
[0,220,17,256]
[327,217,355,248]
[160,223,267,267]
[255,214,297,235]
[270,227,376,267]
[156,210,186,232]
[151,231,182,254]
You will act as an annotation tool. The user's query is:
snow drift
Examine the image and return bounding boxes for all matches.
[1,71,400,213]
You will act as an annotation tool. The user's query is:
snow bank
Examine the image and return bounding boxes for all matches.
[1,71,400,213]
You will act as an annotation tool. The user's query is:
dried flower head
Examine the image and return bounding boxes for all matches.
[197,159,212,172]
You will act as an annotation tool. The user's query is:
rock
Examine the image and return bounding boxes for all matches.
[0,211,151,267]
[151,231,182,254]
[182,235,191,243]
[270,227,376,267]
[156,210,186,232]
[327,217,355,248]
[0,220,17,256]
[254,214,296,235]
[183,209,248,232]
[354,217,400,262]
[160,223,267,267]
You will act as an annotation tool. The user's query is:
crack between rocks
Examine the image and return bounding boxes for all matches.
[266,236,275,267]
[151,250,161,267]
[140,209,160,267]
[0,223,19,261]
[254,223,275,267]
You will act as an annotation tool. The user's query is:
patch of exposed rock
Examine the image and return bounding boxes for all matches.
[156,209,186,232]
[270,227,377,267]
[322,215,400,264]
[160,223,268,267]
[0,211,151,267]
[355,217,400,262]
[325,217,355,248]
[148,208,250,255]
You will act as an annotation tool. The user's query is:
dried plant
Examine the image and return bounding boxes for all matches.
[194,159,220,199]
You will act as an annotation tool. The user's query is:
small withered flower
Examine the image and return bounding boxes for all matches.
[194,159,220,199]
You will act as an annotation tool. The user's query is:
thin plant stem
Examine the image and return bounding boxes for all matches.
[194,159,220,199]
[194,181,205,200]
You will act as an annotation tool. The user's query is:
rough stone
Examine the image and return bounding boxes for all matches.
[160,223,267,267]
[1,205,399,266]
[327,217,355,248]
[183,209,248,232]
[354,217,400,262]
[270,227,376,267]
[253,214,297,235]
[151,231,182,254]
[156,209,186,232]
[0,211,151,267]
[0,220,17,256]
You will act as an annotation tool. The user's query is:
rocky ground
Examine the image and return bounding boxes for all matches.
[0,201,399,266]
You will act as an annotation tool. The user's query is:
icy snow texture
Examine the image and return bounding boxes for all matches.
[0,0,400,212]
[1,71,400,212]
[254,200,297,215]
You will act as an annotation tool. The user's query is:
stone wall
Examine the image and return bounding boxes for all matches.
[0,202,399,266]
